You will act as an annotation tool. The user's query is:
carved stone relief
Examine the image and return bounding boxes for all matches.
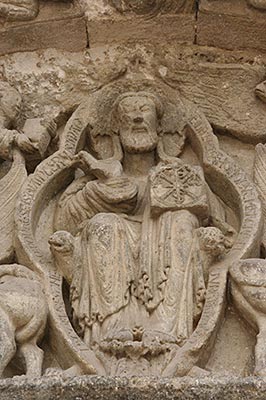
[1,30,266,393]
[0,264,48,378]
[0,64,257,380]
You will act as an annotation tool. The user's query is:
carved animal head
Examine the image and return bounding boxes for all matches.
[196,227,231,258]
[49,231,76,284]
[49,231,75,255]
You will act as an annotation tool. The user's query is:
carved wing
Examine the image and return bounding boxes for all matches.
[254,143,266,249]
[0,149,27,263]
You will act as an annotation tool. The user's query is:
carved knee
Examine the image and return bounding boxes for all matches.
[87,213,122,248]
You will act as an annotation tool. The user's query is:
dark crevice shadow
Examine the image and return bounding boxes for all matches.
[86,20,90,48]
[194,0,200,44]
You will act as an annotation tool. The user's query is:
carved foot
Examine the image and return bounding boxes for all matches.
[44,368,65,379]
[103,328,134,342]
[44,365,85,379]
[142,330,180,347]
[11,374,30,382]
[187,366,211,378]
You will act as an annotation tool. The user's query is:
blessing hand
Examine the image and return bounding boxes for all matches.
[73,150,123,180]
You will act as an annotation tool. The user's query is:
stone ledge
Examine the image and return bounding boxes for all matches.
[1,376,266,400]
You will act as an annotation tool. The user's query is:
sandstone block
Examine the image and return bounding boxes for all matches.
[0,2,87,55]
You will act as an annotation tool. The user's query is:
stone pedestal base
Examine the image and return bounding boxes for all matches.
[0,2,87,55]
[1,376,266,400]
[198,0,266,52]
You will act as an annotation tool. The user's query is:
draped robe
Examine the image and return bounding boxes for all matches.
[55,163,216,346]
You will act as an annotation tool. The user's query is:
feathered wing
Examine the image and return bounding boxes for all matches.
[254,143,266,249]
[0,149,27,263]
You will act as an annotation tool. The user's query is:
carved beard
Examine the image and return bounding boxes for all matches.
[119,127,159,153]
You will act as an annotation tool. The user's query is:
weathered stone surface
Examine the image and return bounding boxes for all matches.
[0,3,87,55]
[198,0,266,52]
[87,15,195,47]
[1,45,266,142]
[84,0,196,46]
[108,0,195,15]
[1,376,266,400]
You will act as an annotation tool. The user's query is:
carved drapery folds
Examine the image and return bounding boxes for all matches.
[1,0,266,384]
[2,61,266,379]
[0,71,257,380]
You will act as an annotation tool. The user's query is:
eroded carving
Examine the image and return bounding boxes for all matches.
[9,71,263,379]
[0,0,72,20]
[0,82,56,264]
[230,259,266,377]
[110,0,195,14]
[0,264,47,378]
[0,82,56,162]
[44,87,244,377]
[247,0,266,9]
[0,0,38,21]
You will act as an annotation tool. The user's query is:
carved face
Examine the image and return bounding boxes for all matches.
[117,95,159,153]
